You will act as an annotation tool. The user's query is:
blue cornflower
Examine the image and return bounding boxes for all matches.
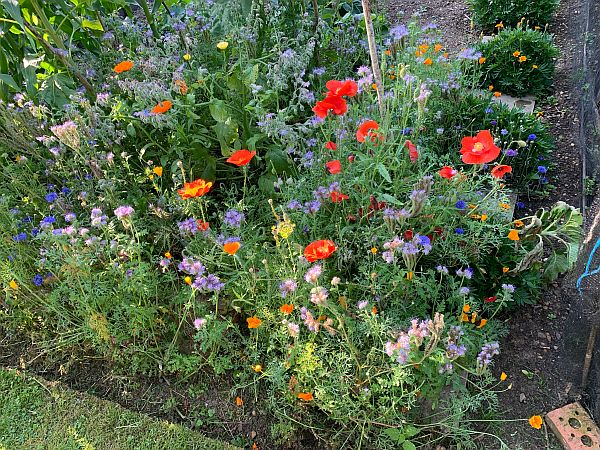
[484,107,494,114]
[455,227,465,235]
[490,120,497,126]
[500,129,509,135]
[61,187,71,195]
[528,134,537,141]
[505,149,518,157]
[45,192,58,203]
[33,274,43,286]
[13,232,27,242]
[455,200,467,209]
[516,202,525,209]
[537,166,547,174]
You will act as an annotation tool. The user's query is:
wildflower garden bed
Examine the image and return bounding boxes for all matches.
[0,0,591,449]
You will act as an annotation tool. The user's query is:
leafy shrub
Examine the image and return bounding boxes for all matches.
[469,0,559,32]
[477,28,559,97]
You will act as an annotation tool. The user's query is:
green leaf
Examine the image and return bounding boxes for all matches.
[265,148,291,174]
[402,441,417,450]
[378,193,401,205]
[404,426,419,438]
[208,99,230,123]
[383,428,405,443]
[376,163,392,183]
[82,19,104,31]
[212,121,238,155]
[0,73,18,90]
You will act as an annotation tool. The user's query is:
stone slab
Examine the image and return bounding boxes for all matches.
[491,94,536,114]
[546,402,600,449]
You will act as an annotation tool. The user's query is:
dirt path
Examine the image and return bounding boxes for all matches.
[385,0,587,448]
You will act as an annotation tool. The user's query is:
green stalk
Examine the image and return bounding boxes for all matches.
[138,0,160,39]
[29,0,66,50]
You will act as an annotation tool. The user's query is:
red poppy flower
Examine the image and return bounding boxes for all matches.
[325,141,337,150]
[330,191,349,203]
[348,155,355,163]
[484,296,497,303]
[226,149,256,167]
[356,120,380,143]
[152,100,172,114]
[491,164,513,179]
[404,140,418,163]
[325,160,342,174]
[177,178,213,199]
[312,94,348,119]
[404,230,413,240]
[113,61,134,73]
[439,166,458,179]
[460,130,500,164]
[304,239,336,262]
[197,220,210,231]
[325,79,358,97]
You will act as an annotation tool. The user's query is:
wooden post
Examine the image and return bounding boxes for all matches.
[361,0,384,116]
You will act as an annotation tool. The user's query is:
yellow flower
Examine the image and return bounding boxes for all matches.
[488,84,494,91]
[480,214,488,222]
[532,64,539,69]
[184,276,192,285]
[514,219,524,228]
[508,229,520,241]
[463,304,471,313]
[153,166,163,177]
[513,50,521,57]
[500,372,508,381]
[503,267,510,273]
[519,55,527,62]
[370,247,378,254]
[495,22,504,28]
[216,41,229,50]
[183,53,191,61]
[251,364,263,373]
[164,251,172,259]
[148,174,154,180]
[529,415,543,429]
[9,280,18,290]
[406,271,414,280]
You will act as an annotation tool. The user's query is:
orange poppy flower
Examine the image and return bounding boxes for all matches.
[226,149,256,167]
[247,316,262,329]
[477,319,487,329]
[419,44,429,53]
[513,51,521,57]
[153,166,163,177]
[325,141,337,150]
[325,160,342,174]
[529,415,543,429]
[500,372,508,381]
[330,191,349,203]
[514,219,524,228]
[113,61,134,73]
[508,229,520,241]
[460,130,500,165]
[493,91,502,97]
[463,304,471,313]
[280,304,294,314]
[235,396,244,406]
[177,178,212,199]
[304,239,336,262]
[423,58,433,66]
[297,392,313,401]
[356,120,381,143]
[152,100,172,114]
[312,94,347,119]
[439,166,458,179]
[404,140,418,162]
[325,79,358,97]
[434,44,443,53]
[519,55,527,62]
[223,241,241,255]
[491,164,512,179]
[479,57,486,64]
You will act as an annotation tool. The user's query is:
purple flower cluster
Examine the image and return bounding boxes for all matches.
[178,257,223,293]
[223,209,244,228]
[477,342,500,366]
[91,208,107,227]
[114,205,134,220]
[279,279,298,298]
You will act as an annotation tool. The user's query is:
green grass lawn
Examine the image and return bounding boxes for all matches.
[0,368,240,450]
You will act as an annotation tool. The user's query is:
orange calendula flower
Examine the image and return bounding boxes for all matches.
[226,149,256,167]
[371,306,378,314]
[514,219,524,227]
[513,51,521,57]
[461,313,469,322]
[529,415,543,429]
[113,60,134,73]
[247,316,262,329]
[223,241,241,255]
[153,166,163,177]
[235,396,244,406]
[499,202,510,210]
[304,239,336,262]
[493,91,502,97]
[423,58,433,66]
[177,178,213,199]
[297,392,313,401]
[419,44,429,52]
[384,49,391,56]
[508,229,520,241]
[500,372,508,381]
[478,57,486,64]
[488,84,494,91]
[164,251,172,259]
[503,267,510,273]
[280,304,294,314]
[152,100,172,114]
[519,55,527,62]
